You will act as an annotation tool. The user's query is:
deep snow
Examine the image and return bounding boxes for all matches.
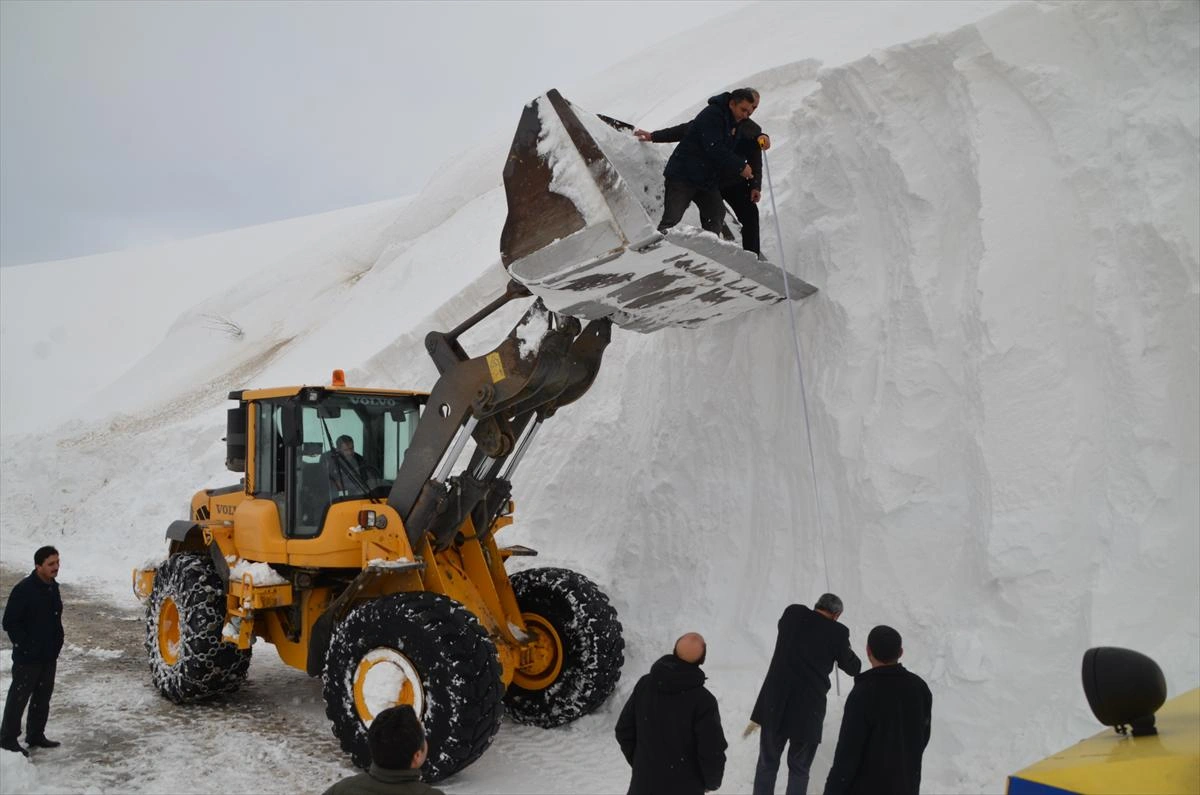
[2,1,1197,793]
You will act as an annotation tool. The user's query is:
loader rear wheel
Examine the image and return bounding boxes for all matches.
[504,567,624,727]
[323,591,503,782]
[144,553,251,703]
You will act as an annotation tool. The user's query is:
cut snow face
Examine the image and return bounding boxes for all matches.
[1,2,1197,794]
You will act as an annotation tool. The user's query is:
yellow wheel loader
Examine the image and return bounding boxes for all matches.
[134,90,816,781]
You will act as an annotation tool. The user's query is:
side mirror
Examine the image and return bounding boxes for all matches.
[281,405,301,446]
[225,405,247,472]
[1082,646,1167,736]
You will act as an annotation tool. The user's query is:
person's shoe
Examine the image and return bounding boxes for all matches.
[0,739,29,756]
[26,737,60,749]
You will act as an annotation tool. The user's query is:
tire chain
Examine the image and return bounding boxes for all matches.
[504,567,625,727]
[323,591,503,782]
[144,553,251,703]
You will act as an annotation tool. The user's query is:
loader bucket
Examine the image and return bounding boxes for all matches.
[500,89,816,333]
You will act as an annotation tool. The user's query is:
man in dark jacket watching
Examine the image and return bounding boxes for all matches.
[823,625,933,795]
[635,89,770,255]
[749,593,862,795]
[322,704,444,795]
[615,632,728,795]
[1,545,64,756]
[649,89,756,237]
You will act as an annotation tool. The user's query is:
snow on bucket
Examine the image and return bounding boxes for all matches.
[500,89,816,333]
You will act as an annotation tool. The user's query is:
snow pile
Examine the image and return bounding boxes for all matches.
[227,558,288,587]
[1,2,1197,794]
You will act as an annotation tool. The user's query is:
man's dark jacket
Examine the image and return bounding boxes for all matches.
[750,604,862,744]
[652,116,764,191]
[662,93,749,191]
[614,654,728,795]
[321,764,445,795]
[823,663,933,795]
[2,571,64,664]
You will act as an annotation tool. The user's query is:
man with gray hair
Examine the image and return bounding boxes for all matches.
[748,593,861,795]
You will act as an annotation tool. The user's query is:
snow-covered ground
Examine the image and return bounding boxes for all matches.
[2,1,1197,793]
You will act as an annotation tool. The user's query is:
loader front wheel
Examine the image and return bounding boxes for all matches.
[144,553,251,703]
[504,567,624,727]
[323,591,503,782]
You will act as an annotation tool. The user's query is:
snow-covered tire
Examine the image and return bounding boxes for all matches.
[144,552,250,703]
[504,567,624,727]
[323,591,503,782]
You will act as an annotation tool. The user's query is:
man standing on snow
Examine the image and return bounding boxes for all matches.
[635,88,771,255]
[322,704,444,795]
[1,545,65,756]
[748,593,862,795]
[615,632,728,795]
[650,88,756,237]
[823,625,933,795]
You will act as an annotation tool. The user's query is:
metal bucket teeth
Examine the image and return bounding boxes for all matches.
[500,89,816,333]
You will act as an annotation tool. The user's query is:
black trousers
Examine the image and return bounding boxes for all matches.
[722,184,761,255]
[0,659,56,743]
[658,179,726,235]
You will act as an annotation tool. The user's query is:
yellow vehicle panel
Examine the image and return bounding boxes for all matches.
[285,502,409,569]
[233,499,287,563]
[1007,688,1200,795]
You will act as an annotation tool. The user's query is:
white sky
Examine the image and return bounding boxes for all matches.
[0,0,748,266]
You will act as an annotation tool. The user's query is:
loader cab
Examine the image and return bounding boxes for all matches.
[242,387,424,539]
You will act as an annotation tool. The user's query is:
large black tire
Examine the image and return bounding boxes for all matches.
[322,591,503,782]
[504,567,624,727]
[144,553,251,703]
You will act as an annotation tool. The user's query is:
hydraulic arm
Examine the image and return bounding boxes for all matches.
[387,279,612,550]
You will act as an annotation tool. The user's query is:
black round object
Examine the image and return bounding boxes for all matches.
[322,591,503,782]
[503,567,624,727]
[145,553,251,703]
[1081,646,1167,728]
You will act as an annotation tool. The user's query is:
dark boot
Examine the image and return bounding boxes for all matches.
[1,738,29,756]
[27,737,60,748]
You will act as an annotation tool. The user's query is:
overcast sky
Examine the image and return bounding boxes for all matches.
[0,0,747,267]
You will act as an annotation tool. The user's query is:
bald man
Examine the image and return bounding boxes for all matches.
[615,632,727,795]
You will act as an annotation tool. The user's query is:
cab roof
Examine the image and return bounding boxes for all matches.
[230,385,428,402]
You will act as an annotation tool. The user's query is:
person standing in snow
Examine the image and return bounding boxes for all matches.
[648,88,756,237]
[748,593,862,795]
[635,88,771,255]
[322,704,444,795]
[614,632,728,795]
[823,625,932,795]
[1,545,65,756]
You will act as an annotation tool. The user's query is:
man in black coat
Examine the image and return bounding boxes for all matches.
[615,632,728,795]
[1,545,65,756]
[750,593,862,795]
[635,89,770,255]
[650,89,756,237]
[823,626,932,795]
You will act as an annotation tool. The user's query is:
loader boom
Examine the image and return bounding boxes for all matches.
[388,279,612,551]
